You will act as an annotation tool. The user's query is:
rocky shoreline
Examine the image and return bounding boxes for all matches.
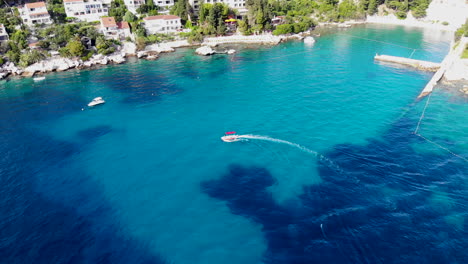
[0,34,314,81]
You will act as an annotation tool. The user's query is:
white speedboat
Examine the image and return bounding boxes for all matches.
[221,132,242,142]
[33,76,45,81]
[88,97,105,107]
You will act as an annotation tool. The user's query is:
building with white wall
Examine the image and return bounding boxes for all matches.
[154,0,175,10]
[100,16,132,40]
[20,2,53,26]
[124,0,145,14]
[143,15,181,34]
[63,0,109,22]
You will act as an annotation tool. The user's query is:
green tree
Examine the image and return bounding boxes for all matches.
[246,0,271,32]
[216,17,227,35]
[410,0,430,18]
[123,10,137,22]
[109,0,128,22]
[6,48,20,63]
[137,0,159,15]
[171,0,194,23]
[48,0,67,23]
[368,0,378,15]
[66,38,85,57]
[338,0,358,19]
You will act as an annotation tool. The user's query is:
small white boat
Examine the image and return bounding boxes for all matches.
[88,97,105,107]
[221,131,242,142]
[33,76,46,81]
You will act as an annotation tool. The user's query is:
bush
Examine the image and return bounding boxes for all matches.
[461,44,468,59]
[454,19,468,41]
[96,36,117,55]
[442,21,449,26]
[18,50,46,68]
[136,37,146,51]
[81,50,94,61]
[187,32,204,44]
[396,11,407,20]
[273,24,293,35]
[6,50,20,63]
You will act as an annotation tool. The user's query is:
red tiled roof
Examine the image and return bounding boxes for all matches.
[117,21,129,29]
[101,17,117,27]
[25,2,46,8]
[144,15,180,21]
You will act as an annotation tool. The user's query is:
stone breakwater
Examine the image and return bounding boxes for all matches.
[374,54,441,71]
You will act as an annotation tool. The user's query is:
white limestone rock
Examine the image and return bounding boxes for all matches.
[108,53,126,64]
[196,46,215,56]
[304,36,316,45]
[227,49,236,54]
[122,42,137,56]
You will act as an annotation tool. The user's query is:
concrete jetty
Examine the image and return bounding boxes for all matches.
[418,38,467,98]
[374,54,441,71]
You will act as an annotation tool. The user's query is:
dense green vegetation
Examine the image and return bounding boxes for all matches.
[198,3,232,35]
[136,0,159,15]
[48,0,67,23]
[171,0,194,23]
[109,0,128,22]
[0,7,22,33]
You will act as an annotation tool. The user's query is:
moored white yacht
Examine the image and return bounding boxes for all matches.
[88,97,105,107]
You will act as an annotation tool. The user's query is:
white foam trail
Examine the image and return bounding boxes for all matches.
[238,135,319,156]
[320,223,328,240]
[237,134,343,173]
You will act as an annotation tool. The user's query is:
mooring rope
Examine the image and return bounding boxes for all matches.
[336,33,420,51]
[415,133,468,162]
[413,93,467,162]
[414,92,432,134]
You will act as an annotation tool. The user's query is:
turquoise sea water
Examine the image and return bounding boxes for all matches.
[1,25,467,263]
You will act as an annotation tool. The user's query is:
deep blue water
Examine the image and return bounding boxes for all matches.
[0,25,467,264]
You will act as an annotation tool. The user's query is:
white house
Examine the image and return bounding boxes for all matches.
[0,24,9,42]
[124,0,145,14]
[188,0,246,14]
[143,15,181,34]
[63,0,109,22]
[100,16,132,40]
[154,0,174,10]
[20,2,53,26]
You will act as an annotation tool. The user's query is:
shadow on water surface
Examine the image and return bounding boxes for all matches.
[0,88,167,264]
[202,117,468,264]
